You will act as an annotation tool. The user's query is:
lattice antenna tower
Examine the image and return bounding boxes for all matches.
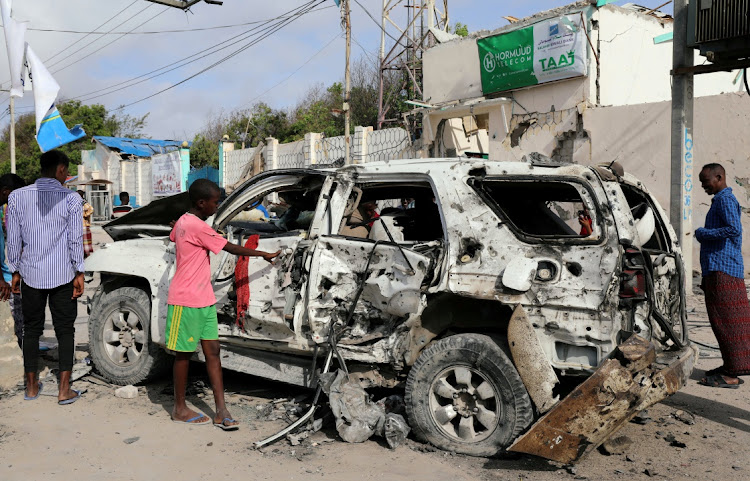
[377,0,449,130]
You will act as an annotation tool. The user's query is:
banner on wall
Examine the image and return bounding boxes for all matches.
[477,14,588,94]
[152,151,182,196]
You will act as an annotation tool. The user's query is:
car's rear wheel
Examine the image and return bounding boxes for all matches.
[405,334,533,456]
[88,286,169,385]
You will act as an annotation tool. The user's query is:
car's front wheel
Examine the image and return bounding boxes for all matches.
[405,334,533,456]
[88,286,169,385]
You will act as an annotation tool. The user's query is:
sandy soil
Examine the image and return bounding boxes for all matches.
[0,229,748,481]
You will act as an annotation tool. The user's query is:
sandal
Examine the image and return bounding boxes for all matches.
[214,417,240,431]
[704,367,745,384]
[24,382,43,401]
[699,373,741,389]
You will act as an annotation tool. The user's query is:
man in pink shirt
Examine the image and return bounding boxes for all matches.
[167,179,279,429]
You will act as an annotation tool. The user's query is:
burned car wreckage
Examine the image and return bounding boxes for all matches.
[85,157,696,463]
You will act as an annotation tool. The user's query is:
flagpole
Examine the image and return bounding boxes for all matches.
[9,96,15,174]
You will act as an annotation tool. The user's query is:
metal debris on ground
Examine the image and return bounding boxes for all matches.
[320,369,410,448]
[37,361,92,396]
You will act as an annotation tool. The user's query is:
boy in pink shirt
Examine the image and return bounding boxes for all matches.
[167,179,278,429]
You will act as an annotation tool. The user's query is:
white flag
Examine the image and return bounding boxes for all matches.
[25,44,60,135]
[1,0,28,97]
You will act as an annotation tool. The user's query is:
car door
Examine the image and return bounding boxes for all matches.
[211,171,336,341]
[304,178,443,346]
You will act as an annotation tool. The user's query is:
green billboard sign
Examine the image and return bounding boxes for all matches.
[477,14,588,94]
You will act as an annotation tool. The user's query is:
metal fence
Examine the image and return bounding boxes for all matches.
[313,135,346,166]
[224,146,260,188]
[362,128,412,163]
[218,127,414,186]
[277,139,306,169]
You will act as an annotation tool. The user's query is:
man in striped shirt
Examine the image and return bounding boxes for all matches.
[7,150,85,404]
[696,163,750,388]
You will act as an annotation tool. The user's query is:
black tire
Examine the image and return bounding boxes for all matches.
[405,334,533,457]
[88,286,169,385]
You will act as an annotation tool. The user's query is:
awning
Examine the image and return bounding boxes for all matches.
[66,179,114,186]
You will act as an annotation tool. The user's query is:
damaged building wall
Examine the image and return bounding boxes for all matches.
[422,3,742,165]
[584,92,750,277]
[596,6,742,107]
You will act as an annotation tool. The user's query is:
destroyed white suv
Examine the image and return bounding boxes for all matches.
[85,157,696,462]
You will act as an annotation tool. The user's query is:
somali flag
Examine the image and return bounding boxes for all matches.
[36,107,86,153]
[26,44,86,152]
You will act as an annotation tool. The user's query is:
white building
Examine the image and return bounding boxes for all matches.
[419,1,750,277]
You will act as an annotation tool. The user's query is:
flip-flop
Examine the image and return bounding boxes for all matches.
[699,373,741,389]
[58,389,82,405]
[704,367,745,384]
[24,382,43,401]
[214,417,240,431]
[172,414,211,425]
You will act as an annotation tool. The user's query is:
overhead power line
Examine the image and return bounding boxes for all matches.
[0,1,141,91]
[46,4,162,71]
[241,33,341,109]
[71,0,324,104]
[51,7,171,75]
[0,7,334,35]
[113,0,326,110]
[44,0,141,64]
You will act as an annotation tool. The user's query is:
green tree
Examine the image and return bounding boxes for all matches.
[453,22,469,37]
[0,100,148,182]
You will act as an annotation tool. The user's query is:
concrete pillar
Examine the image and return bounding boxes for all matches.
[218,141,225,188]
[353,126,370,164]
[219,141,235,188]
[488,104,511,161]
[179,146,190,192]
[0,302,22,392]
[304,133,321,166]
[266,137,279,171]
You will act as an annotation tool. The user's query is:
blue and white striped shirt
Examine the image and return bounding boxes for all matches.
[6,178,84,289]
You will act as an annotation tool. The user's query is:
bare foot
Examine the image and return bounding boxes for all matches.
[172,406,210,424]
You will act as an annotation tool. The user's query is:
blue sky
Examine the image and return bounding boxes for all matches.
[0,0,674,139]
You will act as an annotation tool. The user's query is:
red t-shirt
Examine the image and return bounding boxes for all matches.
[167,213,228,308]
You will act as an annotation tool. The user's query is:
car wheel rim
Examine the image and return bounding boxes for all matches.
[428,365,501,443]
[102,307,145,366]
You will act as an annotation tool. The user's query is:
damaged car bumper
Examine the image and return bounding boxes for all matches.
[508,335,698,465]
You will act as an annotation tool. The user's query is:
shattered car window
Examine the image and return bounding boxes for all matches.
[474,179,600,241]
[339,182,443,242]
[225,183,323,236]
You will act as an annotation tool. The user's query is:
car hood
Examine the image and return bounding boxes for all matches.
[104,192,190,241]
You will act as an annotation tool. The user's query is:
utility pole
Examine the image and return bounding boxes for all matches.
[343,0,352,164]
[9,97,15,174]
[670,0,694,289]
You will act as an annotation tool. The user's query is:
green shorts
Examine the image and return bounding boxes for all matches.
[165,304,219,352]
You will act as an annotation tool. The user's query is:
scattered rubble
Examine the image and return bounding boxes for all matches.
[672,410,696,425]
[320,370,410,448]
[598,436,633,456]
[630,410,652,425]
[115,385,138,399]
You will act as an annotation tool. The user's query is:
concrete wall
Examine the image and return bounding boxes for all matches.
[584,92,750,277]
[596,6,743,107]
[422,4,743,110]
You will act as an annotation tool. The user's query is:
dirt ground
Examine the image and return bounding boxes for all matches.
[0,228,748,481]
